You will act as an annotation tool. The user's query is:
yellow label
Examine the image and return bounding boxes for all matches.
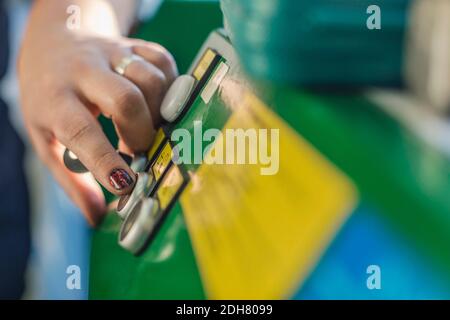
[193,49,217,81]
[147,128,166,161]
[180,87,358,299]
[157,165,184,210]
[151,142,173,181]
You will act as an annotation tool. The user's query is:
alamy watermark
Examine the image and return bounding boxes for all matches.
[366,265,382,290]
[367,5,382,30]
[171,121,280,176]
[66,5,81,30]
[66,265,82,290]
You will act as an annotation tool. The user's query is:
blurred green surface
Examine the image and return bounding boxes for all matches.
[90,202,205,299]
[221,0,410,86]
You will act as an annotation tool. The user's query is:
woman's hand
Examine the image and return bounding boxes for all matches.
[18,0,177,226]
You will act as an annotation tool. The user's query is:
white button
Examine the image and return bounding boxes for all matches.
[160,75,196,122]
[118,197,159,255]
[130,155,148,173]
[116,172,153,220]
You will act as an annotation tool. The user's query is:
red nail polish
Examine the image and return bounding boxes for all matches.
[109,169,134,191]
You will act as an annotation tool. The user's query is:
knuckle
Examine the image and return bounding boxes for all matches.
[153,46,176,72]
[111,86,144,118]
[93,149,117,173]
[41,76,67,99]
[68,48,97,76]
[50,87,72,105]
[72,57,92,77]
[46,89,75,123]
[57,117,94,146]
[147,69,167,93]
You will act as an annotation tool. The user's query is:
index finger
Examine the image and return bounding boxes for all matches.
[53,93,136,195]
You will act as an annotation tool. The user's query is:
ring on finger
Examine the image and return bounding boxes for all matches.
[114,54,144,76]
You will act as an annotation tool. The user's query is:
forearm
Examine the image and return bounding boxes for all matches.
[28,0,140,38]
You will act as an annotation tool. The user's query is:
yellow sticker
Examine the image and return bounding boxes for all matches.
[151,142,173,181]
[157,165,184,210]
[180,86,358,299]
[193,49,217,81]
[147,128,166,161]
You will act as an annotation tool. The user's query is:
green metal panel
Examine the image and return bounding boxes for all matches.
[90,88,450,298]
[90,82,450,299]
[90,0,450,299]
[90,202,205,299]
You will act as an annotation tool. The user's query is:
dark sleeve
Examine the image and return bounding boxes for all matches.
[0,2,9,80]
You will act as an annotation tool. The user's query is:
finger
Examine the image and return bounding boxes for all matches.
[118,57,168,125]
[131,41,178,83]
[77,67,155,153]
[52,92,136,195]
[118,139,133,156]
[29,127,106,226]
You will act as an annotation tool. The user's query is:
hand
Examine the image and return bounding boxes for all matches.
[18,11,177,226]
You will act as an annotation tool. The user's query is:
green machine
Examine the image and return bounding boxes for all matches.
[89,0,450,299]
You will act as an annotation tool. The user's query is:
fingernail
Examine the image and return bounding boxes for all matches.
[109,169,134,191]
